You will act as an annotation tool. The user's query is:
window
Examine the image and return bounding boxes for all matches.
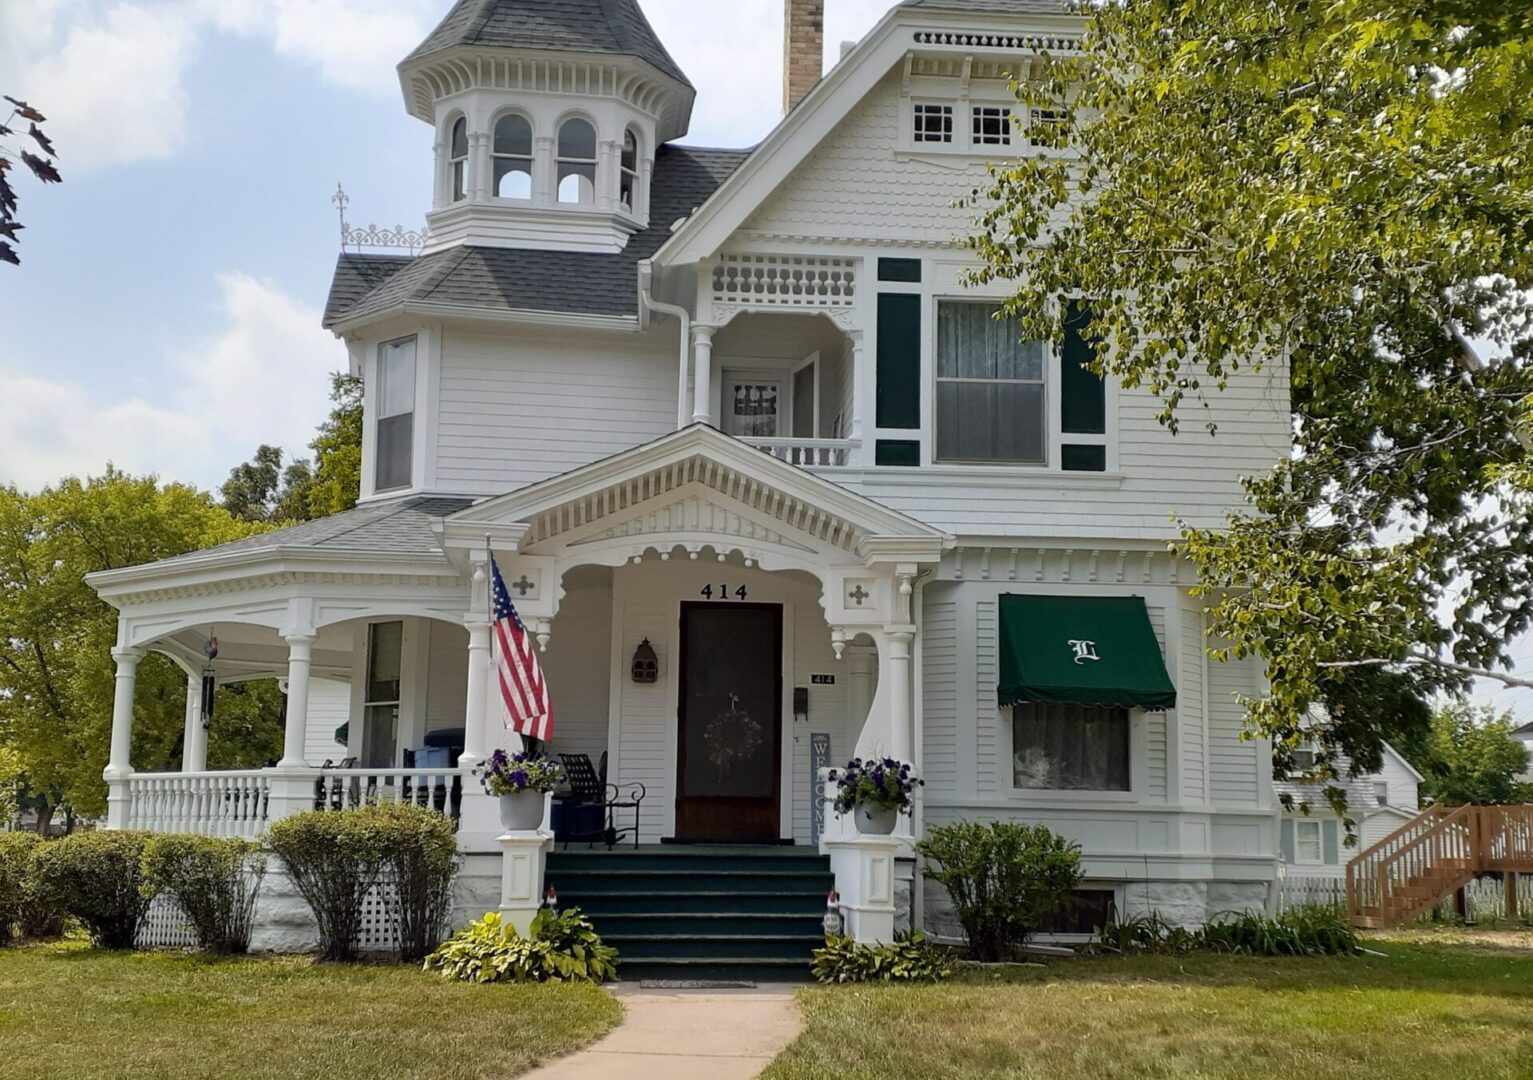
[972,105,1013,146]
[1028,108,1067,148]
[1013,703,1130,792]
[936,301,1046,464]
[1034,890,1116,935]
[557,118,597,204]
[363,621,403,769]
[448,117,468,202]
[620,128,640,212]
[913,103,953,143]
[1374,780,1390,806]
[1294,819,1323,865]
[1292,746,1317,771]
[723,377,782,437]
[375,337,416,492]
[492,113,533,199]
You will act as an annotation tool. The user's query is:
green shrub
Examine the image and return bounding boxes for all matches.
[1099,905,1361,957]
[917,821,1082,961]
[268,808,390,962]
[0,832,41,944]
[268,804,460,962]
[140,835,266,954]
[30,831,154,949]
[369,803,459,963]
[811,931,952,984]
[424,908,618,984]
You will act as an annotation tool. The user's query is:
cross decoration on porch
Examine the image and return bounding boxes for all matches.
[491,554,554,743]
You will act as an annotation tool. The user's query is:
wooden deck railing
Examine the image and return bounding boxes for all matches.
[1346,804,1533,928]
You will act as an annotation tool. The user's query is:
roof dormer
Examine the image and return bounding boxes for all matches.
[399,0,695,256]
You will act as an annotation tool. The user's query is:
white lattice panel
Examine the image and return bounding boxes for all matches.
[357,877,401,953]
[135,894,198,950]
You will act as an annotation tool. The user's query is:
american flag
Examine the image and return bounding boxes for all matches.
[491,556,553,743]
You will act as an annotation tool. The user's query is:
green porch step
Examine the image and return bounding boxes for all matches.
[547,847,830,981]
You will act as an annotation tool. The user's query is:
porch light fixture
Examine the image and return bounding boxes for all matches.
[631,639,659,684]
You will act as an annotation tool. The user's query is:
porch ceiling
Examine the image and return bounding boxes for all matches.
[444,424,949,566]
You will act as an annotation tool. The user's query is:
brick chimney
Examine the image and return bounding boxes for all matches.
[783,0,825,114]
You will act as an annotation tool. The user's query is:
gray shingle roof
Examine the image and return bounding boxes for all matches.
[406,0,690,87]
[141,496,477,571]
[325,144,749,327]
[902,0,1072,12]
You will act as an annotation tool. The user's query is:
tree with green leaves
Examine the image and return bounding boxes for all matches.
[0,94,60,267]
[220,373,361,524]
[969,0,1533,786]
[0,470,279,829]
[1397,702,1533,806]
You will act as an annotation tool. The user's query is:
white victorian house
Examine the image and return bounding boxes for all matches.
[88,0,1291,966]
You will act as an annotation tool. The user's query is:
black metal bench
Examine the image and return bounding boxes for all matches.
[557,752,645,850]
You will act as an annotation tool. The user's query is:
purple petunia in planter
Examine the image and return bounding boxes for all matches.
[827,757,922,835]
[477,749,563,831]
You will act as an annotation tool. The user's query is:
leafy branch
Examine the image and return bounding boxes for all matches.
[0,95,61,266]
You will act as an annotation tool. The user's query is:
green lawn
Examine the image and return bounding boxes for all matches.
[0,940,622,1080]
[763,932,1533,1080]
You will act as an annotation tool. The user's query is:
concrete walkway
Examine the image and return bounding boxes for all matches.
[523,984,802,1080]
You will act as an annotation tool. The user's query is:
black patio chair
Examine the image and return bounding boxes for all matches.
[558,752,645,850]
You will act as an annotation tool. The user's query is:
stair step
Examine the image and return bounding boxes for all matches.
[559,890,828,916]
[617,957,812,983]
[609,933,823,961]
[581,912,824,936]
[548,869,835,894]
[549,850,830,874]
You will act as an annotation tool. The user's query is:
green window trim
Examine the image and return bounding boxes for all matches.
[1060,301,1106,436]
[876,293,922,429]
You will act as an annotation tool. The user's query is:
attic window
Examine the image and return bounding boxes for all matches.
[449,117,468,202]
[557,118,597,205]
[493,114,533,199]
[913,103,953,144]
[620,128,640,212]
[1028,108,1067,149]
[972,106,1013,146]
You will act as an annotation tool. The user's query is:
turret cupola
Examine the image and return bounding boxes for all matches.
[399,0,695,255]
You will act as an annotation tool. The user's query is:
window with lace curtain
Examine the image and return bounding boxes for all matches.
[1012,703,1130,791]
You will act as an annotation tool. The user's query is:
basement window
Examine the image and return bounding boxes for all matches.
[913,103,954,144]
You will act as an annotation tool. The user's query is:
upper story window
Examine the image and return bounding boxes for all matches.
[1374,780,1390,805]
[493,114,533,199]
[375,337,416,492]
[449,117,468,202]
[1028,108,1068,149]
[557,118,597,205]
[619,128,640,213]
[913,103,954,144]
[935,301,1045,464]
[972,105,1013,146]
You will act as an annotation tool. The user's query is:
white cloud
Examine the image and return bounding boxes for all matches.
[0,274,339,492]
[5,2,199,171]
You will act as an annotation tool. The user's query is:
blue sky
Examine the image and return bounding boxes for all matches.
[0,0,1527,719]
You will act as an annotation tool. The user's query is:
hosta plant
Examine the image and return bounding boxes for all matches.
[811,932,952,984]
[424,908,618,984]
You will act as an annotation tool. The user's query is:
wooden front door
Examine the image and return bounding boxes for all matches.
[675,602,783,842]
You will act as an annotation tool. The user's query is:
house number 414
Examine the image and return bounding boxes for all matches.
[699,584,748,600]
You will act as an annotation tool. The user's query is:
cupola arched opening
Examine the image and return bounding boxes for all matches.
[620,127,641,213]
[493,113,533,199]
[448,116,468,202]
[556,117,597,205]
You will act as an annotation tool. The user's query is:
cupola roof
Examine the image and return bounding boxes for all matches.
[405,0,690,87]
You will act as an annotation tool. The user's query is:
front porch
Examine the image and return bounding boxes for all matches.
[89,427,947,859]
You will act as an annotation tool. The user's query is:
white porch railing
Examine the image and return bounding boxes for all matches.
[746,437,856,467]
[312,767,465,825]
[126,770,273,838]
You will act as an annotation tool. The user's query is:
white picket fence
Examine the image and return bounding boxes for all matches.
[1280,873,1533,924]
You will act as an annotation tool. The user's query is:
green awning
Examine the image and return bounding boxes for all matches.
[998,594,1177,710]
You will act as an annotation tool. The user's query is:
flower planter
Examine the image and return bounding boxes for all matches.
[499,790,545,831]
[855,803,899,835]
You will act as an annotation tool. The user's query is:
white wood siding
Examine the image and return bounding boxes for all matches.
[1208,647,1264,807]
[423,621,468,738]
[1179,606,1208,804]
[920,600,958,795]
[541,571,614,768]
[434,325,678,495]
[303,678,353,764]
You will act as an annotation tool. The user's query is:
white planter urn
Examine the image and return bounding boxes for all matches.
[498,790,544,832]
[854,803,899,836]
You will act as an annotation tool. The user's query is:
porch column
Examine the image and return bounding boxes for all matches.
[847,329,864,441]
[103,645,144,828]
[278,634,315,767]
[461,615,491,771]
[181,670,208,773]
[845,643,877,738]
[885,629,914,764]
[692,325,715,426]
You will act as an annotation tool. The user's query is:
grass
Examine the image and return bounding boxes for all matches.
[0,939,622,1080]
[762,931,1533,1080]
